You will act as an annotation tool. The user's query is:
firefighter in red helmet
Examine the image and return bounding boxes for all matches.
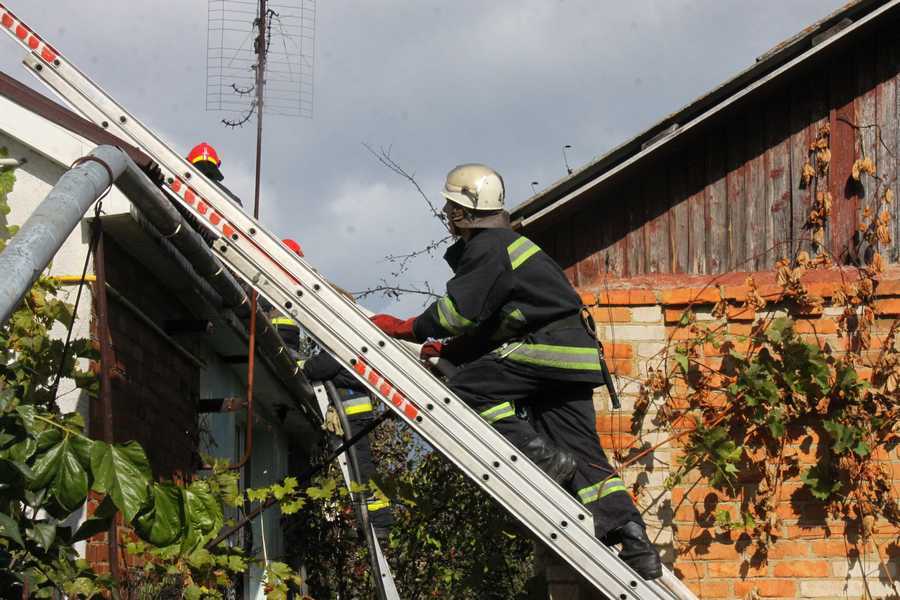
[187,142,243,207]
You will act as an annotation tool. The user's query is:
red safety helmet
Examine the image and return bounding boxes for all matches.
[282,238,304,257]
[187,142,221,167]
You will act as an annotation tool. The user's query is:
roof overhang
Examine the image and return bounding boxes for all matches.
[510,0,899,230]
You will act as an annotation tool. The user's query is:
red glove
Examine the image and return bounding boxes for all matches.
[419,340,444,361]
[370,314,417,341]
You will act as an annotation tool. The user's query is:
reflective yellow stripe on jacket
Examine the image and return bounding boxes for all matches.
[507,236,541,270]
[436,295,475,335]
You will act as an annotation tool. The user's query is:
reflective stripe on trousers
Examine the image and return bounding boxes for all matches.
[366,498,391,511]
[271,316,298,327]
[577,477,628,504]
[502,343,601,371]
[479,401,516,424]
[342,395,373,415]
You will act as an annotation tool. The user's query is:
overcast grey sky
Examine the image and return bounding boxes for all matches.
[1,1,846,315]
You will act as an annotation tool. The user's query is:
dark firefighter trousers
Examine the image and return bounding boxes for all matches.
[332,391,393,530]
[447,356,643,539]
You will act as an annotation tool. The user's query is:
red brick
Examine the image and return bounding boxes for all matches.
[734,580,796,598]
[668,326,700,340]
[810,539,852,557]
[596,414,636,434]
[787,526,830,539]
[874,278,900,296]
[661,287,722,306]
[607,358,632,376]
[605,342,633,359]
[683,485,732,503]
[598,433,636,448]
[674,504,699,522]
[726,322,754,336]
[590,306,632,323]
[596,289,658,306]
[726,305,755,321]
[794,318,838,335]
[685,581,730,598]
[875,298,900,316]
[678,541,743,561]
[766,540,810,559]
[707,560,766,578]
[665,308,693,323]
[772,560,829,577]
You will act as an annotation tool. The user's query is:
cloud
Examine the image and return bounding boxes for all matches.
[0,0,848,317]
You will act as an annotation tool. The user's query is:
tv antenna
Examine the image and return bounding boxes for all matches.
[206,0,316,215]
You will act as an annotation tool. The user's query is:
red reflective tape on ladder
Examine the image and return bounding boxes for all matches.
[209,212,220,226]
[353,357,419,419]
[197,200,208,215]
[1,13,12,29]
[15,24,25,39]
[222,224,235,239]
[184,189,195,205]
[170,179,182,192]
[40,47,55,62]
[26,34,37,49]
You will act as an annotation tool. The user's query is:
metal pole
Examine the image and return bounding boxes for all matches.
[253,0,267,220]
[92,224,120,585]
[231,0,267,470]
[0,146,125,325]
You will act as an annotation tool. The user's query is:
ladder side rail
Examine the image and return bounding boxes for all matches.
[0,10,680,598]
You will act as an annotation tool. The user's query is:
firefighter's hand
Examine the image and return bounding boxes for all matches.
[370,314,416,341]
[322,405,344,436]
[419,340,443,361]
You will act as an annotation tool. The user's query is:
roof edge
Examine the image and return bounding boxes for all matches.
[510,0,892,227]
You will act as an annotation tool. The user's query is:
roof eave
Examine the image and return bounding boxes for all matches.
[510,0,893,228]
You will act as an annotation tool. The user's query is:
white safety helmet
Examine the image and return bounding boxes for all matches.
[441,164,505,211]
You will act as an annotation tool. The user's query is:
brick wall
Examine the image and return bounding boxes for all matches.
[543,267,900,600]
[86,236,201,575]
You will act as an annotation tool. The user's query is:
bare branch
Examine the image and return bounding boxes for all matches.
[351,280,439,305]
[362,142,450,233]
[383,235,453,278]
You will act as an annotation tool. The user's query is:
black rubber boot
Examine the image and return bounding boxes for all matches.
[519,435,577,487]
[603,521,663,580]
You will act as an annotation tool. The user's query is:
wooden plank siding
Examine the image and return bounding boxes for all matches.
[875,27,898,261]
[533,21,900,283]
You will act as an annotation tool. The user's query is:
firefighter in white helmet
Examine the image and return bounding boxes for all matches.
[371,163,662,579]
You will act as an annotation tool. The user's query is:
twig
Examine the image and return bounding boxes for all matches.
[383,235,453,278]
[362,142,450,232]
[351,280,440,303]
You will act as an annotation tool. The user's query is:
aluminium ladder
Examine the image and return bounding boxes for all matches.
[0,6,696,598]
[311,381,400,600]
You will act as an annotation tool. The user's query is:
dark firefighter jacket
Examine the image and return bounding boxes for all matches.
[411,228,604,384]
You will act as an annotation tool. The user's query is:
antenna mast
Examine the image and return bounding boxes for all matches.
[252,0,267,219]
